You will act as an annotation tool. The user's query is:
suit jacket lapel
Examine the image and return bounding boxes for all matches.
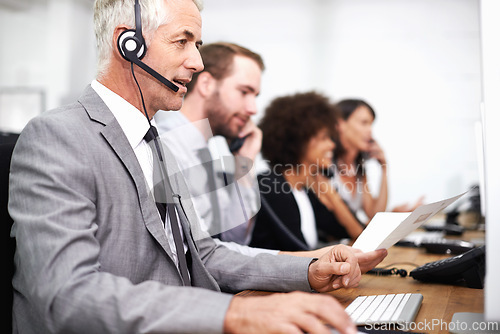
[77,85,220,290]
[77,85,176,262]
[161,143,220,291]
[175,199,220,291]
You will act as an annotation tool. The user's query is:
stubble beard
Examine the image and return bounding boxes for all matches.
[205,92,241,140]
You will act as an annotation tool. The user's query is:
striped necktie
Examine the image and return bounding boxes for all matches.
[144,126,191,286]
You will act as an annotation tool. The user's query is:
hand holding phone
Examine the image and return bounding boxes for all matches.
[227,120,262,160]
[365,139,386,165]
[229,136,248,153]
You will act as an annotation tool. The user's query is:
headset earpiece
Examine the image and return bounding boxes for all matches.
[118,0,179,93]
[118,29,147,61]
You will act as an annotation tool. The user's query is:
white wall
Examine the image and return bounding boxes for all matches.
[0,0,95,111]
[0,0,482,209]
[201,0,482,208]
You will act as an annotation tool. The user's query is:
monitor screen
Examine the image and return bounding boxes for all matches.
[480,0,500,321]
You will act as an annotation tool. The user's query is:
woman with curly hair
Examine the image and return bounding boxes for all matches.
[250,92,364,251]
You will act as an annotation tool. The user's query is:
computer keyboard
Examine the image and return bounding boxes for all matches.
[345,293,423,326]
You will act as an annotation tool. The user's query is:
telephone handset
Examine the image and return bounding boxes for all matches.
[360,150,371,161]
[320,166,335,178]
[228,135,249,153]
[361,139,375,161]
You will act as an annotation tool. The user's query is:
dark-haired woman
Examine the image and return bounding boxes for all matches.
[333,99,388,221]
[250,92,363,252]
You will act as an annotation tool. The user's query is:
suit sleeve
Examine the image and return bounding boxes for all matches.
[9,113,234,334]
[165,161,314,294]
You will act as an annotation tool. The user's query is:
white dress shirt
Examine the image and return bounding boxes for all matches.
[155,110,278,256]
[291,187,318,249]
[91,80,186,266]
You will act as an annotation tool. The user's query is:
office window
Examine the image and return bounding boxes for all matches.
[0,87,45,134]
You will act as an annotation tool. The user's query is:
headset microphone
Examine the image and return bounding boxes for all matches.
[117,0,179,93]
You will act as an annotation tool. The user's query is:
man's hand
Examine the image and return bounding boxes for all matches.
[308,244,361,292]
[234,120,262,161]
[224,292,357,334]
[280,245,387,275]
[351,248,388,274]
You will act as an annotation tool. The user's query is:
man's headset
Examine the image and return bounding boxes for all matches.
[115,0,178,201]
[117,0,179,93]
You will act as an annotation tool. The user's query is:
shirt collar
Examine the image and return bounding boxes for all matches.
[155,110,209,151]
[91,79,154,149]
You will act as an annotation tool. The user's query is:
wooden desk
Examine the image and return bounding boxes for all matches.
[239,231,485,333]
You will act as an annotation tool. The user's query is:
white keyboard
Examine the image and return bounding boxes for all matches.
[345,293,423,325]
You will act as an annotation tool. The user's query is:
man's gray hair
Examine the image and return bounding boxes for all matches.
[94,0,203,77]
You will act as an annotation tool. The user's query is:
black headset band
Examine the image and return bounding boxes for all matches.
[118,0,179,93]
[134,0,145,46]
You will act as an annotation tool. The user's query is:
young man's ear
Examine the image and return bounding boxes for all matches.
[196,72,216,97]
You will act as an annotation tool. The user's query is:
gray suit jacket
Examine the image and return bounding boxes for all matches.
[9,86,313,334]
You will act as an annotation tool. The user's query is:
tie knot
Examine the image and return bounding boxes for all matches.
[144,126,159,143]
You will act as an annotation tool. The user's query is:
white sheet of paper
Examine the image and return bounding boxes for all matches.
[352,192,467,252]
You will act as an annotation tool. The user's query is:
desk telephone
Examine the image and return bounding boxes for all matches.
[410,245,485,289]
[420,239,475,255]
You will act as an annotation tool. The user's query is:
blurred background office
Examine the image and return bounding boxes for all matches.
[0,0,483,211]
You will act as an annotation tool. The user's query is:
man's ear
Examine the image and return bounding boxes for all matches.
[113,25,132,61]
[196,72,216,97]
